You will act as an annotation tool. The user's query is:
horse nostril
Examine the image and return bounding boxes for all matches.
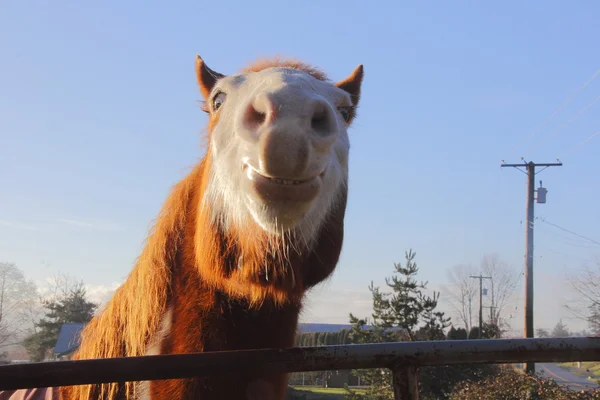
[310,102,333,136]
[242,92,274,131]
[244,103,267,129]
[311,112,327,130]
[312,111,331,135]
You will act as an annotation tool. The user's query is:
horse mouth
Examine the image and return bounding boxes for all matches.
[244,164,324,203]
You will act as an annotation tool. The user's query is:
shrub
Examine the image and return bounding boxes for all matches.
[450,366,600,400]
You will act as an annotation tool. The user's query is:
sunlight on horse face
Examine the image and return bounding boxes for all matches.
[201,62,358,244]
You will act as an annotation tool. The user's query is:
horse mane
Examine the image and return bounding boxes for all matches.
[63,57,343,399]
[64,160,205,399]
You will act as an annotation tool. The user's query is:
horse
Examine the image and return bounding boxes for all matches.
[3,54,363,399]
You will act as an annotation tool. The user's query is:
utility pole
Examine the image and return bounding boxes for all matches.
[470,274,492,338]
[501,160,562,374]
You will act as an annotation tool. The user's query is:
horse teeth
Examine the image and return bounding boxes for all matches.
[265,176,304,185]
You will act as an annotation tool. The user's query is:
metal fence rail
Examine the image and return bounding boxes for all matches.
[0,337,598,399]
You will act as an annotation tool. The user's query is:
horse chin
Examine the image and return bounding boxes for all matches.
[240,169,324,235]
[245,195,315,236]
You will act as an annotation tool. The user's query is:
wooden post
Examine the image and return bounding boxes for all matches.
[392,366,419,400]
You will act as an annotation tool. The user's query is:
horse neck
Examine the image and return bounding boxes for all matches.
[165,263,303,354]
[144,226,303,399]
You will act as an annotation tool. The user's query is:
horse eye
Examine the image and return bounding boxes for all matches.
[338,106,351,122]
[212,92,227,111]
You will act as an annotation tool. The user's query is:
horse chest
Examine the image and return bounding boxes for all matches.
[167,290,301,352]
[145,292,300,399]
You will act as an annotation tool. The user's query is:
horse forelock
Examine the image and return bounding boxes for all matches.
[240,56,329,81]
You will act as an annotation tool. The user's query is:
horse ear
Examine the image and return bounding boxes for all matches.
[335,64,364,108]
[195,55,226,99]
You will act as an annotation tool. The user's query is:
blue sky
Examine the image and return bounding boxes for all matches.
[1,1,599,334]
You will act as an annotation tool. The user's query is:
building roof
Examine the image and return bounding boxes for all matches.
[54,323,85,356]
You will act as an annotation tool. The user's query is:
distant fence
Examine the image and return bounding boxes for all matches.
[0,337,598,399]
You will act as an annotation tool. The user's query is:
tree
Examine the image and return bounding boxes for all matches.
[551,319,570,338]
[536,328,550,338]
[570,329,590,337]
[345,249,452,400]
[479,254,520,331]
[588,305,600,336]
[444,254,520,335]
[565,262,600,336]
[445,264,478,332]
[0,262,39,348]
[450,366,600,399]
[481,322,501,339]
[23,279,98,361]
[446,326,468,340]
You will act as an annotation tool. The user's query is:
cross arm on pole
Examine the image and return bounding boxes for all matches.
[500,162,563,168]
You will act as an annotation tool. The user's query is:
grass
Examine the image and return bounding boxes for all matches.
[290,386,368,399]
[558,362,600,382]
[294,387,347,394]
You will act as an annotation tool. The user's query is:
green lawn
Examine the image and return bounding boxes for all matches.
[558,361,600,382]
[290,386,367,399]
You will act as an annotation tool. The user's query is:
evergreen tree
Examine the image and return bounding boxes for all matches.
[551,319,570,338]
[454,327,468,340]
[345,250,451,400]
[467,322,501,340]
[341,329,350,344]
[447,326,468,340]
[345,250,497,399]
[536,328,550,338]
[23,284,98,361]
[468,326,480,339]
[446,326,458,340]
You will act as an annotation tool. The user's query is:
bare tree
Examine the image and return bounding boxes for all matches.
[42,272,82,302]
[480,254,520,330]
[0,262,39,348]
[24,272,89,329]
[444,254,520,333]
[445,263,478,332]
[551,319,570,337]
[565,262,600,335]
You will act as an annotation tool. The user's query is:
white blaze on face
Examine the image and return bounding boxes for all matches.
[203,67,352,246]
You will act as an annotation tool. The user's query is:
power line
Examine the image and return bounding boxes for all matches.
[522,93,600,157]
[537,245,598,265]
[536,215,600,249]
[509,67,600,156]
[556,130,600,160]
[536,217,600,247]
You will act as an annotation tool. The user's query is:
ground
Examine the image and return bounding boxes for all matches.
[288,386,368,399]
[538,363,600,391]
[557,362,600,381]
